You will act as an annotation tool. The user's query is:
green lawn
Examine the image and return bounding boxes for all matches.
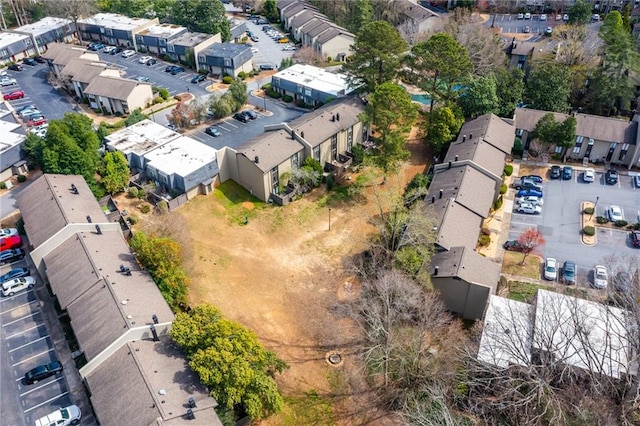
[508,281,550,302]
[213,180,268,224]
[502,251,542,279]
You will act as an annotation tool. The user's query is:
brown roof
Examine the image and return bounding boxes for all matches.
[84,75,146,100]
[290,10,327,28]
[431,246,500,291]
[282,2,319,19]
[290,96,365,147]
[428,165,496,218]
[425,197,483,251]
[453,114,514,155]
[396,0,440,21]
[237,129,304,173]
[316,27,354,45]
[60,58,109,83]
[16,174,107,248]
[509,41,536,56]
[515,108,637,144]
[444,138,506,178]
[85,337,221,426]
[40,42,85,60]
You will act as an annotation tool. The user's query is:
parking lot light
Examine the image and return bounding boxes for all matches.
[590,196,600,220]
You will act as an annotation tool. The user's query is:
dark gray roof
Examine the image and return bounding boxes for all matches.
[431,246,500,291]
[16,174,107,248]
[428,165,496,218]
[299,18,329,36]
[453,114,514,155]
[278,0,301,11]
[289,96,366,147]
[425,197,483,251]
[282,2,319,19]
[305,21,333,38]
[201,42,251,59]
[443,138,506,179]
[85,337,221,426]
[61,58,110,83]
[290,10,327,28]
[237,129,304,173]
[316,27,354,45]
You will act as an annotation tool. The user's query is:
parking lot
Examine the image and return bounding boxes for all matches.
[507,166,640,288]
[0,257,94,425]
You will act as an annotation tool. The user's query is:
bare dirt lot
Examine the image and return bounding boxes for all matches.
[118,138,429,424]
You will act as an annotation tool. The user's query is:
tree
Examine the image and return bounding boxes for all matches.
[457,74,499,118]
[209,93,234,119]
[262,0,278,22]
[170,304,288,421]
[567,0,592,25]
[171,0,230,42]
[425,105,463,151]
[341,20,407,92]
[406,33,472,121]
[166,102,193,128]
[517,227,545,265]
[124,108,148,126]
[530,114,576,157]
[101,151,130,194]
[524,63,571,112]
[351,0,374,33]
[495,67,524,117]
[292,46,323,66]
[46,0,97,44]
[227,78,248,111]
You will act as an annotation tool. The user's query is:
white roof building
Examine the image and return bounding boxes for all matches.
[271,64,356,106]
[13,16,73,38]
[0,108,27,180]
[78,13,155,32]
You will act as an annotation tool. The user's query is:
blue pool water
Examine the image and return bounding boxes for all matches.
[411,94,432,105]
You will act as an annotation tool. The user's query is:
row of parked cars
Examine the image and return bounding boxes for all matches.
[512,174,544,214]
[0,228,31,297]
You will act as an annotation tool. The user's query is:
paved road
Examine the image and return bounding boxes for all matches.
[485,13,603,38]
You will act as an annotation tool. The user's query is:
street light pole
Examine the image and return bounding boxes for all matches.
[590,196,600,220]
[328,208,331,231]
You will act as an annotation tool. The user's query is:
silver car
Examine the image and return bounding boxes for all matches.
[0,76,17,86]
[516,202,542,215]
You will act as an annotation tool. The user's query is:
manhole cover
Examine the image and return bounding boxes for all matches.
[328,353,342,364]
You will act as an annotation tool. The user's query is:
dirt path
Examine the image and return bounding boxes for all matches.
[118,138,429,424]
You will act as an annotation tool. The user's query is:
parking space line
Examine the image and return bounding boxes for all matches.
[2,310,39,327]
[19,377,63,396]
[6,323,46,339]
[9,335,50,353]
[24,391,69,413]
[0,300,37,315]
[223,120,239,128]
[11,348,54,367]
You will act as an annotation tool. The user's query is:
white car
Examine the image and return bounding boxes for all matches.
[121,49,135,58]
[0,228,18,237]
[0,76,17,86]
[544,258,558,281]
[35,405,81,426]
[30,127,47,138]
[103,46,116,54]
[1,276,35,297]
[138,55,152,64]
[282,45,297,51]
[524,12,531,19]
[608,205,623,222]
[540,14,547,21]
[516,202,542,215]
[583,168,595,182]
[515,195,543,206]
[594,265,608,289]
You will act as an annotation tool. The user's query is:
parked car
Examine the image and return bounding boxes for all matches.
[138,55,153,64]
[605,169,618,184]
[8,63,23,71]
[135,76,150,82]
[592,14,600,22]
[0,228,18,237]
[3,90,24,100]
[562,261,576,285]
[634,175,640,188]
[556,14,563,21]
[170,66,185,75]
[540,14,547,21]
[34,56,46,63]
[31,127,47,138]
[251,35,259,42]
[282,45,297,51]
[516,202,542,215]
[23,58,37,66]
[503,240,525,252]
[103,46,116,54]
[191,74,207,83]
[593,265,608,289]
[146,58,157,66]
[517,188,543,198]
[0,76,17,86]
[550,165,561,179]
[259,64,274,71]
[515,195,543,206]
[562,166,573,180]
[34,405,81,426]
[205,126,221,137]
[522,175,543,183]
[0,267,30,283]
[110,46,123,55]
[233,112,250,123]
[544,258,558,281]
[513,178,542,191]
[19,108,41,118]
[544,27,553,36]
[121,49,135,58]
[87,42,105,51]
[242,109,258,120]
[563,13,569,21]
[1,276,35,296]
[0,235,22,251]
[278,37,290,43]
[15,104,36,114]
[524,12,531,19]
[583,168,595,183]
[165,65,177,72]
[27,117,48,127]
[24,112,44,121]
[631,230,640,248]
[0,248,24,265]
[523,26,531,33]
[24,360,63,384]
[608,205,623,222]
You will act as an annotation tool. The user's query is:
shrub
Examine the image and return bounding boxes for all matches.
[82,96,89,105]
[115,111,123,117]
[222,76,233,84]
[198,69,208,75]
[153,96,164,104]
[500,183,507,194]
[634,222,640,230]
[267,89,282,99]
[503,164,513,176]
[127,215,138,225]
[583,226,596,236]
[326,56,332,62]
[596,216,609,224]
[16,174,27,183]
[138,204,151,214]
[303,156,323,175]
[238,71,247,80]
[157,200,169,215]
[478,234,491,247]
[614,219,628,227]
[583,207,594,215]
[326,174,334,191]
[512,137,523,156]
[0,181,6,189]
[93,108,102,114]
[160,54,172,62]
[492,195,503,211]
[158,88,170,100]
[137,47,147,53]
[261,83,272,90]
[351,144,365,165]
[282,95,293,102]
[128,187,140,198]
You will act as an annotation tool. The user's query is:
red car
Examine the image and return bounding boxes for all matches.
[3,90,24,100]
[0,235,22,251]
[27,117,47,127]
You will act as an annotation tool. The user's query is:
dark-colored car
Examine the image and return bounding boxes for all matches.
[8,63,23,71]
[631,230,640,248]
[522,175,543,183]
[3,90,25,100]
[0,248,25,265]
[23,58,37,66]
[242,109,258,120]
[517,188,544,198]
[259,64,274,71]
[503,240,525,252]
[562,166,573,180]
[24,361,63,384]
[550,165,561,179]
[205,126,221,137]
[634,175,640,188]
[33,56,46,63]
[0,235,22,251]
[110,46,123,55]
[562,261,576,285]
[513,178,542,191]
[170,66,185,75]
[233,112,250,123]
[165,65,176,72]
[191,74,207,83]
[87,43,105,51]
[146,58,157,66]
[605,169,619,184]
[0,267,30,283]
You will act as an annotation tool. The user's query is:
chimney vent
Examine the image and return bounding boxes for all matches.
[291,130,295,140]
[301,131,304,139]
[462,135,466,142]
[454,155,458,161]
[469,133,473,139]
[150,324,159,342]
[336,113,340,121]
[439,189,443,199]
[331,115,335,122]
[431,196,435,204]
[188,397,196,408]
[95,224,102,235]
[254,156,259,164]
[434,266,439,275]
[152,314,159,324]
[187,409,195,420]
[86,215,92,223]
[448,161,452,169]
[71,184,78,194]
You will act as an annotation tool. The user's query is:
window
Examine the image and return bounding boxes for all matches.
[516,128,523,137]
[313,145,320,162]
[271,166,279,194]
[167,44,175,53]
[304,89,311,96]
[619,143,629,161]
[136,35,143,44]
[291,152,299,169]
[159,38,166,47]
[331,134,338,160]
[198,55,206,64]
[105,28,113,37]
[297,84,303,93]
[224,58,232,67]
[555,145,563,154]
[347,126,353,152]
[606,142,616,162]
[572,136,584,155]
[584,138,595,157]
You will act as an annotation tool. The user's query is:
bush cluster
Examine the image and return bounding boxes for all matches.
[583,226,596,236]
[500,183,507,194]
[222,76,233,84]
[17,174,27,183]
[614,219,628,227]
[282,95,293,102]
[583,207,594,215]
[478,234,491,247]
[492,195,503,211]
[596,216,609,224]
[503,164,513,176]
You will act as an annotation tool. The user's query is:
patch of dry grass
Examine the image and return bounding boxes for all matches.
[502,251,542,279]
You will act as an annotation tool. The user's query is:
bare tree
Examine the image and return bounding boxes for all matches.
[517,227,545,265]
[46,0,97,45]
[292,46,323,66]
[166,102,193,129]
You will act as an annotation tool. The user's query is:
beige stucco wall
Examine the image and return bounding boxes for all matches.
[235,154,270,201]
[127,83,154,111]
[318,34,354,60]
